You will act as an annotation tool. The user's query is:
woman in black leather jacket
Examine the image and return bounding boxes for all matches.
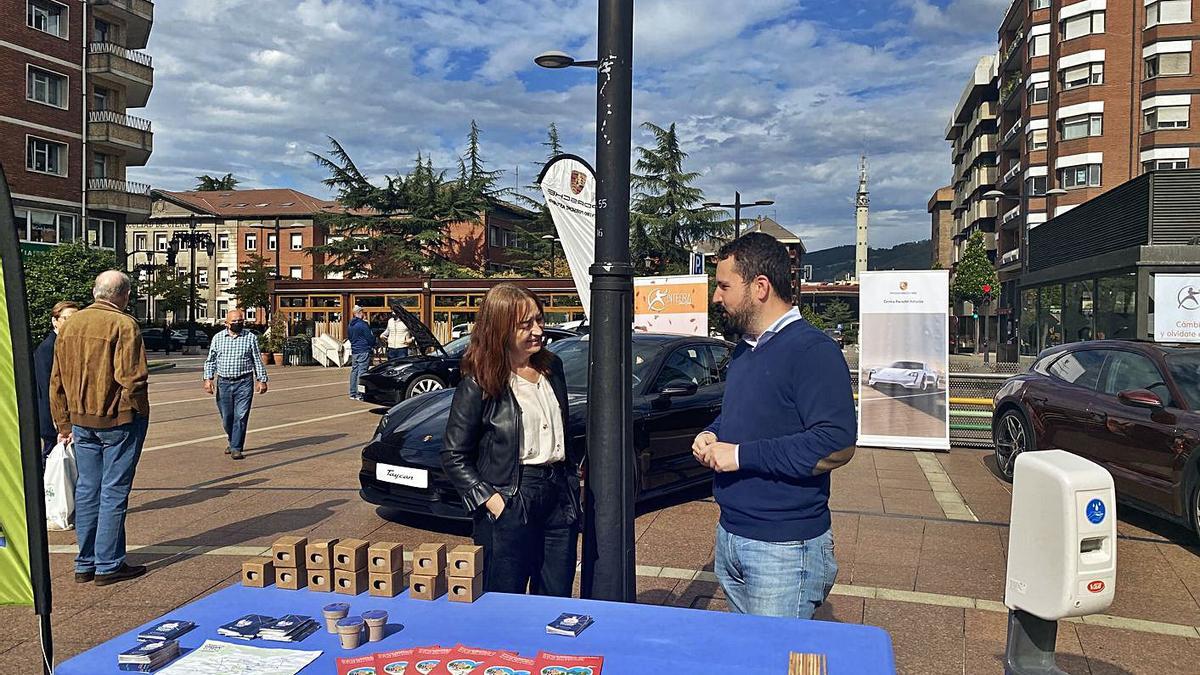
[441,283,579,596]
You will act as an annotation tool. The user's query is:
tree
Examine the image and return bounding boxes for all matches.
[464,120,506,199]
[950,230,998,306]
[800,305,827,330]
[542,122,562,160]
[631,122,725,275]
[509,123,566,276]
[194,173,239,191]
[140,265,201,325]
[21,243,117,341]
[229,253,273,319]
[820,299,854,331]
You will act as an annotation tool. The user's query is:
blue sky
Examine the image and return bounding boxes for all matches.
[129,0,1010,251]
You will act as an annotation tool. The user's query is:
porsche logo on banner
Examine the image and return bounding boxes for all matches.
[538,155,596,320]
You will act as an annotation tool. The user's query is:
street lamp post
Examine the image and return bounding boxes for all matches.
[702,192,774,240]
[541,234,560,277]
[167,225,215,353]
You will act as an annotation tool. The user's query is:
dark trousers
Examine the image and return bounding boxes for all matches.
[216,375,254,452]
[472,466,578,597]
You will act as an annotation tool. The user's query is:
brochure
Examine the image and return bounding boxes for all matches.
[532,651,603,675]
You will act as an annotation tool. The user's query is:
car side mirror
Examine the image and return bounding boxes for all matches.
[1118,389,1164,410]
[659,380,698,398]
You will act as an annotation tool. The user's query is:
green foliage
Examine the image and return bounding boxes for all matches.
[194,173,239,191]
[21,243,118,342]
[509,123,566,276]
[950,230,998,305]
[820,299,854,331]
[140,265,201,319]
[931,260,944,270]
[229,253,273,315]
[266,310,287,353]
[800,305,827,330]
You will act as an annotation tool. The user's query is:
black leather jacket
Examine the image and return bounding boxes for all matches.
[441,353,580,515]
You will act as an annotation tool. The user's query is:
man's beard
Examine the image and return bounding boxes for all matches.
[718,291,756,335]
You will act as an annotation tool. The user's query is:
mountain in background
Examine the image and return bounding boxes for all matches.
[804,240,931,282]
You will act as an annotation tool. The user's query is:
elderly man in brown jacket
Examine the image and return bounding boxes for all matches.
[50,270,150,586]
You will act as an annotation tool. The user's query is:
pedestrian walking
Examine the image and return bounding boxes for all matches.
[380,304,414,360]
[34,300,79,461]
[441,283,579,596]
[202,309,268,460]
[347,305,375,401]
[692,233,857,619]
[49,271,149,586]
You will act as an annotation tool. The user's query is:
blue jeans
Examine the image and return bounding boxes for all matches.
[349,351,371,397]
[714,523,837,619]
[73,416,148,574]
[217,376,255,452]
[386,347,409,360]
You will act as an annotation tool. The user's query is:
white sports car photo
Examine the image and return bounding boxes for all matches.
[866,361,940,391]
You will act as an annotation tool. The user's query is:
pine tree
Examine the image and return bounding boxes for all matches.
[464,120,506,199]
[542,123,562,163]
[950,230,998,306]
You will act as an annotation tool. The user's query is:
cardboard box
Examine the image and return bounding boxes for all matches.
[334,568,368,595]
[241,558,275,588]
[368,542,405,574]
[307,568,334,593]
[305,538,339,569]
[447,544,484,578]
[409,573,446,601]
[448,574,484,603]
[412,543,446,576]
[271,535,308,568]
[368,571,405,598]
[333,538,369,572]
[276,566,307,590]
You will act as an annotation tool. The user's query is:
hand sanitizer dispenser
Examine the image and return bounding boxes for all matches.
[1004,450,1116,674]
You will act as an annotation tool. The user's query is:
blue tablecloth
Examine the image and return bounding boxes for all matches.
[57,584,895,674]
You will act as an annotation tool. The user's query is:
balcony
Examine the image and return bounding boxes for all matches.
[88,111,153,166]
[88,178,152,216]
[1001,119,1022,148]
[88,43,154,108]
[1000,75,1024,110]
[1001,31,1025,72]
[91,0,154,50]
[1002,205,1022,224]
[998,248,1020,266]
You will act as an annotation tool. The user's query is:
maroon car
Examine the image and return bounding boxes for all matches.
[992,340,1200,536]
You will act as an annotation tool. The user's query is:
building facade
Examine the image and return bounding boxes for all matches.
[928,186,955,269]
[2,0,155,255]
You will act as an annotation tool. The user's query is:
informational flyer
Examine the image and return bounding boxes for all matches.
[156,639,321,675]
[1154,274,1200,343]
[633,274,709,336]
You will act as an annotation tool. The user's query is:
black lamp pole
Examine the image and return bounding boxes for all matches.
[703,191,774,240]
[169,224,214,351]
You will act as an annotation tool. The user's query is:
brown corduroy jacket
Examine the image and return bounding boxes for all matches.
[49,300,150,433]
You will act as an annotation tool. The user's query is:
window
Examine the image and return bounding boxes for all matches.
[1064,279,1096,343]
[217,301,229,320]
[155,233,168,250]
[92,153,109,179]
[1102,352,1167,397]
[1029,82,1050,104]
[27,67,67,108]
[57,213,75,243]
[1145,52,1190,79]
[290,232,303,250]
[26,136,65,176]
[86,218,116,249]
[245,233,257,250]
[1144,105,1190,131]
[488,225,502,247]
[1048,349,1107,390]
[27,0,67,38]
[1059,113,1103,140]
[653,346,716,391]
[267,233,277,251]
[1147,0,1190,27]
[198,269,209,286]
[134,233,147,251]
[1058,164,1102,189]
[1026,175,1048,196]
[1030,33,1050,58]
[14,209,75,245]
[218,266,231,285]
[1061,11,1104,40]
[1032,0,1050,8]
[92,18,109,43]
[289,266,303,279]
[197,301,208,320]
[92,87,110,112]
[217,233,229,250]
[1143,158,1189,171]
[707,344,732,383]
[1027,128,1048,150]
[28,210,56,243]
[246,307,258,322]
[1060,62,1103,90]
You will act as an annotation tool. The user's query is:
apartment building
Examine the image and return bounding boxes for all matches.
[927,186,955,270]
[2,0,155,255]
[993,0,1200,340]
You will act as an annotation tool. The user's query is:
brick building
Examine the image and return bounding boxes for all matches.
[2,0,155,255]
[439,199,542,274]
[927,186,955,270]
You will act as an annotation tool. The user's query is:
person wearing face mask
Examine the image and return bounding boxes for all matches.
[441,283,579,596]
[35,300,80,461]
[202,308,268,460]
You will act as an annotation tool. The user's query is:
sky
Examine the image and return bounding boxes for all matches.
[128,0,1010,252]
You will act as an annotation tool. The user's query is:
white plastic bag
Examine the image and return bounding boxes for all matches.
[44,441,76,531]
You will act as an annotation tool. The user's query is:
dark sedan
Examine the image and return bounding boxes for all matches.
[360,333,732,519]
[992,339,1200,535]
[140,328,183,351]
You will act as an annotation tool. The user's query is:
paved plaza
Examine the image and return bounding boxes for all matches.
[3,357,1200,673]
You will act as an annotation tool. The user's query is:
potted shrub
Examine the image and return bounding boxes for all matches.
[257,332,271,366]
[267,312,287,366]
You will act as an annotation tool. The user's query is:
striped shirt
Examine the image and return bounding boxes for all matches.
[203,330,268,382]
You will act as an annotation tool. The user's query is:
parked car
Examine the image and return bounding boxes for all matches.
[140,328,183,352]
[450,323,472,339]
[171,329,211,349]
[992,339,1200,536]
[359,333,732,518]
[866,361,940,391]
[356,305,575,405]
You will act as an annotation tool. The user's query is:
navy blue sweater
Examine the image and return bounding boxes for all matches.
[705,318,856,542]
[348,318,375,355]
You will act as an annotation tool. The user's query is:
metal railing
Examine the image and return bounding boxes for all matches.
[1002,119,1022,145]
[999,248,1020,265]
[1003,204,1021,223]
[1002,161,1022,184]
[89,41,153,67]
[89,110,152,133]
[89,177,151,195]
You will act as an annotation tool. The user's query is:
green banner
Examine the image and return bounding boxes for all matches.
[0,235,33,605]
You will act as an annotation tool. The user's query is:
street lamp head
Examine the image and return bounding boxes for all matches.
[753,200,774,206]
[701,202,720,208]
[1044,188,1068,196]
[541,234,557,241]
[535,51,578,69]
[982,190,1008,199]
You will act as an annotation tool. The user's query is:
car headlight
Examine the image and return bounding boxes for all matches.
[383,364,410,377]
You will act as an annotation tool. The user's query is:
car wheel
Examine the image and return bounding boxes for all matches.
[1188,474,1200,542]
[405,375,446,398]
[993,408,1031,482]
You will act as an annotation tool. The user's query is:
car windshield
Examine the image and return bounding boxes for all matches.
[548,337,660,391]
[442,335,471,357]
[891,361,924,370]
[1166,351,1200,408]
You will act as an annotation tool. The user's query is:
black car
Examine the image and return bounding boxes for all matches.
[357,305,576,404]
[171,329,211,349]
[140,328,183,351]
[359,333,732,519]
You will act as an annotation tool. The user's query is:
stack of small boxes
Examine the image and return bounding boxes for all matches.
[367,542,405,598]
[447,544,485,603]
[332,538,370,595]
[273,535,307,590]
[304,538,339,592]
[409,543,447,600]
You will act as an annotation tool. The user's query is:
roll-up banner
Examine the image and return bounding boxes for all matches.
[857,271,951,451]
[633,275,708,336]
[537,155,596,320]
[1153,274,1200,343]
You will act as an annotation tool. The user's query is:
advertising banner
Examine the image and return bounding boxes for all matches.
[538,155,596,320]
[633,275,708,336]
[857,271,950,451]
[1154,274,1200,343]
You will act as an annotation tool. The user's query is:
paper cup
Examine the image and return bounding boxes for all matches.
[336,616,365,649]
[323,602,350,633]
[362,609,388,642]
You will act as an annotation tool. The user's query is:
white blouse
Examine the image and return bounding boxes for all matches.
[510,372,565,465]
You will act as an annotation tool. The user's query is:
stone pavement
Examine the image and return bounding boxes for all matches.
[2,359,1199,673]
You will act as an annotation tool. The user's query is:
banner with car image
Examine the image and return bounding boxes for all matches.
[858,271,950,451]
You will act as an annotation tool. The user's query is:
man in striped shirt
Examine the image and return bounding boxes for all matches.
[203,309,268,460]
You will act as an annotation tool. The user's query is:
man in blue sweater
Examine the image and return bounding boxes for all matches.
[347,305,376,401]
[693,233,857,620]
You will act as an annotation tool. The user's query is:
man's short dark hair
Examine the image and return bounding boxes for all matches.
[716,232,795,302]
